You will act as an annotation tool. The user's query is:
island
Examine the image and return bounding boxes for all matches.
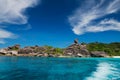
[0,39,120,58]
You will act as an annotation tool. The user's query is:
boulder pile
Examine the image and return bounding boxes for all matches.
[0,40,109,57]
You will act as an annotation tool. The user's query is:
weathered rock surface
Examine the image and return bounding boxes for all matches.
[0,40,109,57]
[7,44,20,50]
[0,49,18,56]
[64,43,90,57]
[90,51,108,57]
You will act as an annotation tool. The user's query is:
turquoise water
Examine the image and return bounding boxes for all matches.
[0,57,120,80]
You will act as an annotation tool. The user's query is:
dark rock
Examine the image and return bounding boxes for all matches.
[74,39,79,44]
[0,52,6,55]
[90,51,108,57]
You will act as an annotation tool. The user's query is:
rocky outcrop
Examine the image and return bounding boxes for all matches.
[0,49,18,56]
[0,40,109,57]
[64,40,90,57]
[0,49,8,55]
[18,47,34,54]
[18,46,47,54]
[90,51,108,57]
[7,44,20,50]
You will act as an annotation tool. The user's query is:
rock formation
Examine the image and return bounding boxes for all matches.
[90,51,108,57]
[0,40,109,57]
[7,44,20,50]
[74,39,79,44]
[64,39,90,57]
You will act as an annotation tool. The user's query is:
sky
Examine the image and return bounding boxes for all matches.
[0,0,120,48]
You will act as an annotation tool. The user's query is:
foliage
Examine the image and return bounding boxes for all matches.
[43,45,63,55]
[10,47,19,50]
[54,48,63,55]
[87,42,120,56]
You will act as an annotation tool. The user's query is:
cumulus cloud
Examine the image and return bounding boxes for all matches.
[0,0,39,44]
[69,0,120,35]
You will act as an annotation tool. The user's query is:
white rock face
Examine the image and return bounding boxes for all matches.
[0,49,8,54]
[8,51,18,55]
[0,49,18,55]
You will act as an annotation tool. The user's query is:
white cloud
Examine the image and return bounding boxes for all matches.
[0,0,39,44]
[0,0,39,24]
[0,29,15,39]
[69,0,120,35]
[0,28,16,44]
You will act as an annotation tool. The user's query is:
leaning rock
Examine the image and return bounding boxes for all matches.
[74,39,79,44]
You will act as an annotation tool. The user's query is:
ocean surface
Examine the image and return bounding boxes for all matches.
[0,56,120,80]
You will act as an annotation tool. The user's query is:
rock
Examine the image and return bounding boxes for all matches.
[64,41,90,57]
[80,45,87,49]
[9,51,18,54]
[80,49,90,56]
[76,53,83,57]
[5,53,12,56]
[43,53,48,57]
[0,41,109,57]
[0,49,18,56]
[14,44,20,49]
[0,49,8,54]
[74,39,79,44]
[0,52,6,55]
[90,51,108,57]
[48,54,54,57]
[7,44,20,50]
[37,54,43,57]
[18,47,33,54]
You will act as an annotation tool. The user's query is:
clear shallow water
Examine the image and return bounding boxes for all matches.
[0,57,120,80]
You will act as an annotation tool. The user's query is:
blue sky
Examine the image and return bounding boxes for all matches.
[0,0,120,48]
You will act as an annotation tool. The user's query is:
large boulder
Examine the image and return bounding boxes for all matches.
[74,39,79,44]
[0,49,7,54]
[90,51,108,57]
[0,49,18,56]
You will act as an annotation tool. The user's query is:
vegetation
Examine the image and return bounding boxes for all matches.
[5,42,120,56]
[43,45,63,55]
[8,45,20,51]
[87,42,120,56]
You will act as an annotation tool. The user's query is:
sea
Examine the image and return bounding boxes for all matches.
[0,56,120,80]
